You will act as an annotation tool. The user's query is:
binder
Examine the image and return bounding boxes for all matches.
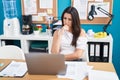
[87,42,109,62]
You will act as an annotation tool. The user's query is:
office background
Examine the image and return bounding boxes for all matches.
[0,0,120,78]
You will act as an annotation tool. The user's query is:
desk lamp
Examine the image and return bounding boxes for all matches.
[88,5,114,35]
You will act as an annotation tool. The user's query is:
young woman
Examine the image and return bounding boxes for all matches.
[51,6,87,61]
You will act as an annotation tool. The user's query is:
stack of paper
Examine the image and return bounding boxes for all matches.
[0,61,27,77]
[88,70,119,80]
[57,62,93,80]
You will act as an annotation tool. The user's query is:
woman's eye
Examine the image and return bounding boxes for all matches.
[63,17,66,20]
[68,19,71,21]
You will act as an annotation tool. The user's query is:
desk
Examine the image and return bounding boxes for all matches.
[0,59,117,80]
[0,33,52,54]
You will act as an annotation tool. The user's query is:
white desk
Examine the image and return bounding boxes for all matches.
[0,33,52,54]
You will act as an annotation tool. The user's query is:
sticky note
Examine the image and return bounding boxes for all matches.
[38,16,43,21]
[47,9,53,14]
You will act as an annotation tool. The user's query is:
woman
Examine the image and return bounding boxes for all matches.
[51,6,87,61]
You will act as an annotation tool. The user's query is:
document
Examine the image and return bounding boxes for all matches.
[39,0,53,8]
[0,61,27,77]
[24,0,37,15]
[88,70,119,80]
[57,62,93,80]
[73,0,88,19]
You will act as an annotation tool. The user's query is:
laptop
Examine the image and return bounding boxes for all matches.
[25,53,66,75]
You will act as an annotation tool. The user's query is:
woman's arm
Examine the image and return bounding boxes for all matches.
[51,30,61,54]
[64,49,84,61]
[51,25,69,54]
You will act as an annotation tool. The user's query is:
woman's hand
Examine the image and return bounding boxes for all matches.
[62,25,69,31]
[58,25,69,35]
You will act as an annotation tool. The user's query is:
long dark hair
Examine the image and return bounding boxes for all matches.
[61,6,81,47]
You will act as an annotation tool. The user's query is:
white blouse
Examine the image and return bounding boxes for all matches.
[60,30,87,55]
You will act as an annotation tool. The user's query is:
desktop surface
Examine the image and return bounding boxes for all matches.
[0,59,117,80]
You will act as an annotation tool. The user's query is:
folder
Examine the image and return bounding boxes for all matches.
[95,44,100,57]
[103,45,108,57]
[90,44,94,56]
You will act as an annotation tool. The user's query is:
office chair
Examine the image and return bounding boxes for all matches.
[0,45,25,60]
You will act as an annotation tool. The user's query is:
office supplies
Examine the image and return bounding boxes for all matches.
[0,61,27,77]
[88,70,119,80]
[25,53,66,75]
[88,42,110,62]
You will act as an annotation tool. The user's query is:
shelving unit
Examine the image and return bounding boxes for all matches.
[87,34,113,63]
[0,34,113,63]
[0,32,52,54]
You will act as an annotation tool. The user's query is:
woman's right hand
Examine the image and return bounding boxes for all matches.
[62,25,69,31]
[58,25,69,35]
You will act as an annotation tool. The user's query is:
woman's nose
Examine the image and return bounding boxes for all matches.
[64,20,69,25]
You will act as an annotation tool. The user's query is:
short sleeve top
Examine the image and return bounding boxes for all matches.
[60,30,87,55]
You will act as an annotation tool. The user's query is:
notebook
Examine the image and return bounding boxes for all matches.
[25,53,66,75]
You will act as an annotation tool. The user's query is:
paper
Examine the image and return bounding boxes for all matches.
[24,0,37,15]
[39,0,53,8]
[32,15,39,21]
[88,70,119,80]
[57,62,93,80]
[95,0,103,2]
[88,2,110,17]
[73,0,88,19]
[0,61,27,77]
[47,9,53,14]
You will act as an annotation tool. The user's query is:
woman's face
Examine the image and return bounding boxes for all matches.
[63,13,72,29]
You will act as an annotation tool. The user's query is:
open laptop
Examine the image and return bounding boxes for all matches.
[25,53,66,75]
